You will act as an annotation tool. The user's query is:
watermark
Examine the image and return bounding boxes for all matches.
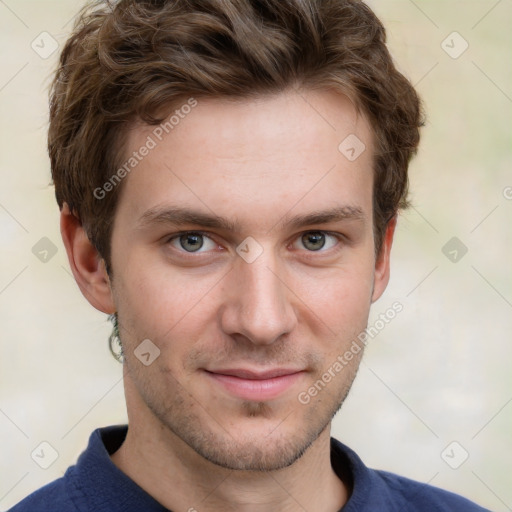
[31,441,59,469]
[441,441,469,469]
[236,236,264,263]
[441,236,468,263]
[503,186,512,200]
[441,31,469,60]
[134,338,161,366]
[31,31,59,59]
[338,133,366,162]
[32,236,58,263]
[93,97,198,200]
[298,301,403,405]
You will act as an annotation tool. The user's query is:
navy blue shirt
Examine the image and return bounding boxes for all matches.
[9,425,490,511]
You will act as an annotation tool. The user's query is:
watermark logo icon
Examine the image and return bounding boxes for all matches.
[31,32,59,59]
[338,134,366,162]
[442,237,468,263]
[134,339,161,366]
[441,441,469,469]
[32,237,58,263]
[236,236,264,264]
[441,32,469,59]
[31,441,59,469]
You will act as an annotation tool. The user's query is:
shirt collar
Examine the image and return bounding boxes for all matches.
[70,425,367,512]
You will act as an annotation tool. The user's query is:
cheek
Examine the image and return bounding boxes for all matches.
[292,264,375,354]
[114,258,222,341]
[295,260,374,311]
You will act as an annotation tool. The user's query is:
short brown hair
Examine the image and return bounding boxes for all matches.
[49,0,423,273]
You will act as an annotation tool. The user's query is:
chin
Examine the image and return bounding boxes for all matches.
[159,402,333,472]
[190,429,319,471]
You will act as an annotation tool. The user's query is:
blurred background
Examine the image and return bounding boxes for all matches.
[0,0,511,510]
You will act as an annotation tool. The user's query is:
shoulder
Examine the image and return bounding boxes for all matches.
[7,427,123,512]
[372,469,491,511]
[7,471,81,512]
[330,437,491,511]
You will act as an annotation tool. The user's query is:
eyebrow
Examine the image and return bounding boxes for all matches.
[136,205,365,233]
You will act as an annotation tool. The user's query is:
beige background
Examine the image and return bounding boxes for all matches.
[0,0,511,510]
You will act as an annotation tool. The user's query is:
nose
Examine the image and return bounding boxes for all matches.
[219,250,298,346]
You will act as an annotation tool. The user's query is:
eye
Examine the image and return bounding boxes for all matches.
[293,231,340,252]
[168,232,218,253]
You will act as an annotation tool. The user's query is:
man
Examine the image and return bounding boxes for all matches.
[10,0,490,510]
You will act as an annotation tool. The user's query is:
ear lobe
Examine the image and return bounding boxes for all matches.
[60,202,116,314]
[371,215,397,303]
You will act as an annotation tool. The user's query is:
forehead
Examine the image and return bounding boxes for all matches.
[115,88,374,232]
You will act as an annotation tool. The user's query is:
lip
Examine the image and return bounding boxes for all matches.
[204,368,305,401]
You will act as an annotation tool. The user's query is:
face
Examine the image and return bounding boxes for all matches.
[107,88,391,471]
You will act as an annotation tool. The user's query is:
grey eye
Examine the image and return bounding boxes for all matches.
[168,232,218,255]
[301,232,326,251]
[179,233,204,252]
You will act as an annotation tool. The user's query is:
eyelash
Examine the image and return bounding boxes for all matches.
[164,230,344,258]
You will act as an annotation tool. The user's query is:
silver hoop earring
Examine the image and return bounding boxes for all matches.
[108,313,124,362]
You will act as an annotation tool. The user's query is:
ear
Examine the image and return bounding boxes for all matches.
[371,214,397,303]
[60,203,116,314]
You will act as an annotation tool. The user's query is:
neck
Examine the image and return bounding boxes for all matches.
[111,414,348,512]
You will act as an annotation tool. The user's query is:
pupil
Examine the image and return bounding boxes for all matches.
[181,233,203,252]
[303,232,325,251]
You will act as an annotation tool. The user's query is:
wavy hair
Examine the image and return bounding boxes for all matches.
[49,0,423,273]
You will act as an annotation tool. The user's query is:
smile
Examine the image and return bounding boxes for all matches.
[203,368,305,401]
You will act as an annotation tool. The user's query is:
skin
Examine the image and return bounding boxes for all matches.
[61,88,396,512]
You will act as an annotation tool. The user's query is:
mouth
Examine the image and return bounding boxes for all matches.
[203,368,305,401]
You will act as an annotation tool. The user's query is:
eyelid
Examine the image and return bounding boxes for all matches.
[166,230,214,242]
